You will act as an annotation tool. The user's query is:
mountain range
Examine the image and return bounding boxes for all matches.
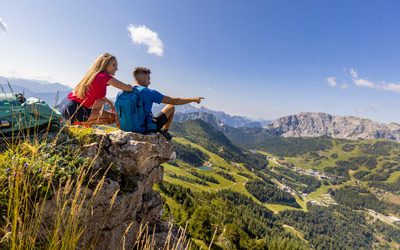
[0,76,72,106]
[153,103,272,128]
[266,112,400,142]
[173,111,400,143]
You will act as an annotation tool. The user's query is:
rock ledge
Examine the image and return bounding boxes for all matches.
[44,130,175,249]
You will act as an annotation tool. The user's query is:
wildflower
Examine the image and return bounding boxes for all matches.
[38,168,42,173]
[24,163,29,167]
[14,172,16,177]
[7,168,11,171]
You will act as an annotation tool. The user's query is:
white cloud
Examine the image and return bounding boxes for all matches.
[356,103,385,114]
[383,82,400,93]
[206,87,214,91]
[326,77,348,89]
[0,63,54,82]
[354,78,376,88]
[350,68,358,78]
[356,79,400,92]
[328,68,400,93]
[127,24,164,56]
[350,68,400,93]
[356,108,366,113]
[326,77,337,87]
[0,18,8,35]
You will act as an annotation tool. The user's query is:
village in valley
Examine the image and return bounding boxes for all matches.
[192,150,400,227]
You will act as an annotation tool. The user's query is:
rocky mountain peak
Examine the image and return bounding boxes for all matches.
[267,112,400,142]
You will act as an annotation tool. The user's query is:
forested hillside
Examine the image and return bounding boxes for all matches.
[157,120,400,249]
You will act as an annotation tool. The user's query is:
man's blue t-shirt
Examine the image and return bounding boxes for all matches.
[140,87,164,127]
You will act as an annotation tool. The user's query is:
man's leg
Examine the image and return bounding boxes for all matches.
[160,104,175,130]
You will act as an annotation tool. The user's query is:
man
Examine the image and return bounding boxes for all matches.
[133,67,204,140]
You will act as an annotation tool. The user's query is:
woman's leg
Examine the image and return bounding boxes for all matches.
[83,100,119,127]
[60,97,89,124]
[90,99,106,110]
[84,109,117,125]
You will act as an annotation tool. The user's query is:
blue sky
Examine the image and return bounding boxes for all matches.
[1,0,400,123]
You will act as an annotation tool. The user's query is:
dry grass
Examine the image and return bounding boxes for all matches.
[0,124,109,249]
[127,222,192,250]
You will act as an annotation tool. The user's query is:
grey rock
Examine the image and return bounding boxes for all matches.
[267,112,400,141]
[42,130,177,249]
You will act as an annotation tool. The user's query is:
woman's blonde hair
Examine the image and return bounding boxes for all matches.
[73,53,116,99]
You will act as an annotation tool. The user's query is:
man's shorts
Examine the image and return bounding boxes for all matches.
[152,112,168,131]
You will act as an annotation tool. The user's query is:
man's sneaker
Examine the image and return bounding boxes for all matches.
[161,130,173,141]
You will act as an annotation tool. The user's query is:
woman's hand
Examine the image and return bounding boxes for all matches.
[110,105,116,114]
[101,97,116,113]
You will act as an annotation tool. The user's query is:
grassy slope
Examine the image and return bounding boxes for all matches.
[168,137,256,198]
[164,137,400,211]
[163,137,311,213]
[160,133,400,249]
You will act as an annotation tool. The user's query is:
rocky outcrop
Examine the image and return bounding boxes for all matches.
[267,112,400,141]
[43,130,176,249]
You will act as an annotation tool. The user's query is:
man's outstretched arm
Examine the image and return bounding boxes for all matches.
[161,96,204,105]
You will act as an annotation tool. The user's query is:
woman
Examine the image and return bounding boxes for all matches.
[60,53,133,127]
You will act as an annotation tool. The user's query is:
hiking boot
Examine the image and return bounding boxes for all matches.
[161,130,172,141]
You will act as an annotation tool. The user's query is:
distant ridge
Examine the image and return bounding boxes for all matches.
[174,112,223,128]
[172,111,400,143]
[0,76,72,106]
[0,76,72,92]
[266,112,400,142]
[153,103,271,128]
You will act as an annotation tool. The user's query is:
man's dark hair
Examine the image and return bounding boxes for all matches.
[133,67,151,79]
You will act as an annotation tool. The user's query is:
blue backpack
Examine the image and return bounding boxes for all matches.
[115,86,157,133]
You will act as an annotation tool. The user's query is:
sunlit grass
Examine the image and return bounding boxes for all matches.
[283,224,305,239]
[265,203,304,213]
[308,184,331,200]
[387,171,400,183]
[0,124,105,249]
[172,137,233,171]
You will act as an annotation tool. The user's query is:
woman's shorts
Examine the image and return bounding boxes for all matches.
[60,97,92,123]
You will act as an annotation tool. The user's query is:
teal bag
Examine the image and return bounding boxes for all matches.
[115,86,157,133]
[0,93,62,138]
